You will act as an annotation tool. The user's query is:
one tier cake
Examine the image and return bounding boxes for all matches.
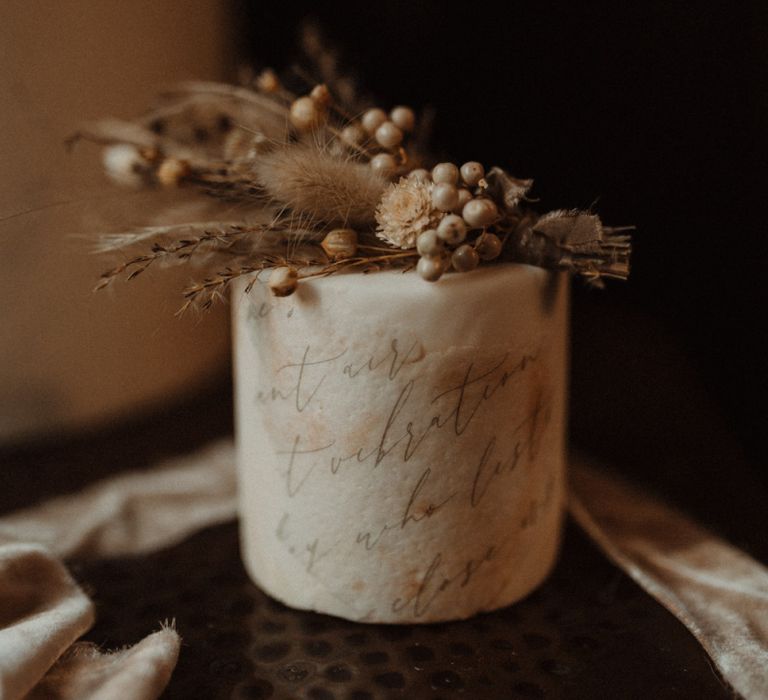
[82,38,629,624]
[232,263,568,623]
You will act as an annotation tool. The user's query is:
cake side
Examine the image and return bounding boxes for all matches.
[232,264,568,623]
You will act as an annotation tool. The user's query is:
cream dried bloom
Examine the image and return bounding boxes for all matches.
[375,177,442,249]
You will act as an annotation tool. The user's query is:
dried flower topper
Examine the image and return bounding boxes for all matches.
[375,176,441,249]
[73,27,631,310]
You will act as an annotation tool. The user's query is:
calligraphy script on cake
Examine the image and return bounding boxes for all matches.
[247,300,558,619]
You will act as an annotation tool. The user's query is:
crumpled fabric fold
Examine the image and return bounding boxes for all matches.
[0,441,237,560]
[0,543,94,700]
[0,440,234,700]
[25,628,180,700]
[570,461,768,700]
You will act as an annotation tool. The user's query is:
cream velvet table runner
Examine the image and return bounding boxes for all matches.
[0,441,765,699]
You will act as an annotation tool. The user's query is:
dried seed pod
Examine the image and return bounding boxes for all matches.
[268,266,298,296]
[321,228,358,260]
[310,83,331,107]
[156,158,189,187]
[256,68,280,92]
[290,96,325,131]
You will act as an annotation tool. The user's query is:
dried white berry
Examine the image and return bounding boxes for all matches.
[437,215,467,245]
[454,187,473,214]
[460,161,485,187]
[370,153,397,178]
[340,123,367,147]
[417,255,445,282]
[432,182,459,212]
[375,121,403,148]
[416,229,444,257]
[268,266,298,296]
[431,162,459,185]
[462,198,499,228]
[102,144,148,188]
[290,96,324,131]
[362,108,388,134]
[390,106,415,132]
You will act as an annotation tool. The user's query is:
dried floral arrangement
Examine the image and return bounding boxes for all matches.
[72,28,631,310]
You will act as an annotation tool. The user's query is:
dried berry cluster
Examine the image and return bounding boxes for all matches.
[75,30,631,307]
[375,162,509,283]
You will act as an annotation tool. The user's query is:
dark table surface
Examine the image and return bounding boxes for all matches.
[0,374,741,699]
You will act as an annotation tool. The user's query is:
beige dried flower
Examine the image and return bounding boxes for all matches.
[375,177,443,249]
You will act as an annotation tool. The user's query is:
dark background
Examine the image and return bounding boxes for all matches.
[0,8,761,695]
[235,1,767,554]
